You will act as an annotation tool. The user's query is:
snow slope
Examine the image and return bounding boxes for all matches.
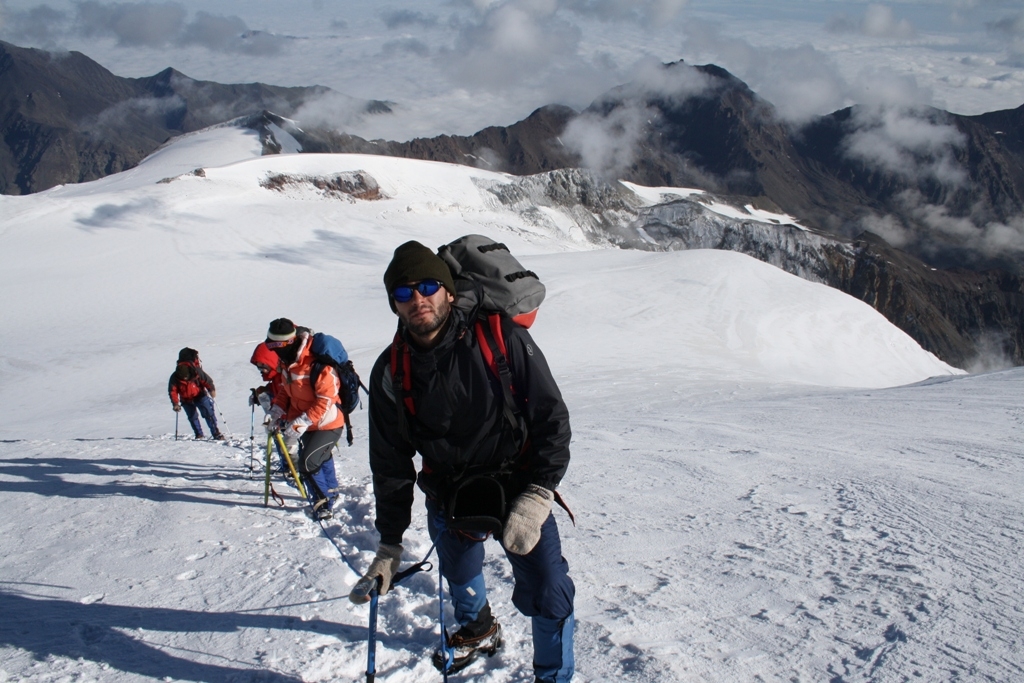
[4,126,1017,683]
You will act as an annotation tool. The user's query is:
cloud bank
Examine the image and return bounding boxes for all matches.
[826,4,915,39]
[1,1,290,55]
[986,13,1024,66]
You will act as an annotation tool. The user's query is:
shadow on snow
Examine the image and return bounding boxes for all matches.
[0,456,265,508]
[0,590,367,682]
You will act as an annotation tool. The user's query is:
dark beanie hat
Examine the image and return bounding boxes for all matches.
[267,318,296,342]
[383,241,456,310]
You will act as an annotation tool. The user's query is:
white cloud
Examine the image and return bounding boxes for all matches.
[291,91,386,132]
[826,4,915,39]
[862,4,915,39]
[437,0,582,89]
[986,13,1024,39]
[381,9,438,29]
[896,191,1024,257]
[624,55,715,103]
[561,102,654,178]
[3,1,289,56]
[843,107,968,186]
[178,12,289,55]
[561,0,687,25]
[75,1,186,48]
[0,3,68,45]
[79,95,185,139]
[860,213,913,247]
[986,13,1024,66]
[681,21,850,123]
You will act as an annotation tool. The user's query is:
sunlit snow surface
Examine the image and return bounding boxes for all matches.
[3,127,1020,682]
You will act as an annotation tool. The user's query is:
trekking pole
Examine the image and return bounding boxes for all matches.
[174,411,179,441]
[438,554,453,681]
[273,430,308,500]
[212,396,229,436]
[359,548,436,683]
[264,433,274,506]
[366,578,382,683]
[248,404,256,478]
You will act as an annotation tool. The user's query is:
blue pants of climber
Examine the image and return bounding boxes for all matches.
[182,395,219,438]
[426,499,575,683]
[297,427,341,505]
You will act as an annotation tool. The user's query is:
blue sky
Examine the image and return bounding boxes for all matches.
[1,0,1022,139]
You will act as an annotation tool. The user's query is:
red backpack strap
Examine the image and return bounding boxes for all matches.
[390,331,417,444]
[475,313,527,454]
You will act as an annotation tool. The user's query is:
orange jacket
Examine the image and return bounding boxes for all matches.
[272,332,346,431]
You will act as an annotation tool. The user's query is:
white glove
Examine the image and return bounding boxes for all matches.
[285,415,312,439]
[503,485,553,555]
[265,406,286,434]
[257,392,273,413]
[349,543,403,603]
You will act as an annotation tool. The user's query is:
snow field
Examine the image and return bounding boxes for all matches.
[4,126,1017,682]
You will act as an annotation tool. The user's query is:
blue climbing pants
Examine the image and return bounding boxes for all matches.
[426,498,575,682]
[182,395,218,437]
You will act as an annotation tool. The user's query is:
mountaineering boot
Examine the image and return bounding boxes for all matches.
[432,604,503,673]
[213,432,226,441]
[311,497,333,521]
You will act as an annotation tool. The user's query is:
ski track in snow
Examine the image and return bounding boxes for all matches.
[2,369,1022,682]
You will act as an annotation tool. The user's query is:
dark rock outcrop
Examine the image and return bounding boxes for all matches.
[285,103,579,174]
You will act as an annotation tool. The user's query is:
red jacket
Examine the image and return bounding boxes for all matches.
[272,332,345,431]
[168,362,215,405]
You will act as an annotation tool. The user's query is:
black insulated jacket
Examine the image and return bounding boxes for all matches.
[368,306,571,546]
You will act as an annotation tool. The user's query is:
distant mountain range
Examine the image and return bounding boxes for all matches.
[0,40,387,194]
[2,40,1021,367]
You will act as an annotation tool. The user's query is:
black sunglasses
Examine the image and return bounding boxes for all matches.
[393,279,442,303]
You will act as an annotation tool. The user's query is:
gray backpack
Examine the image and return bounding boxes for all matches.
[437,234,546,328]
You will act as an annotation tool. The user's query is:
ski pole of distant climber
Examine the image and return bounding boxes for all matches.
[263,434,274,505]
[212,395,228,435]
[174,411,179,441]
[249,403,256,478]
[366,578,382,683]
